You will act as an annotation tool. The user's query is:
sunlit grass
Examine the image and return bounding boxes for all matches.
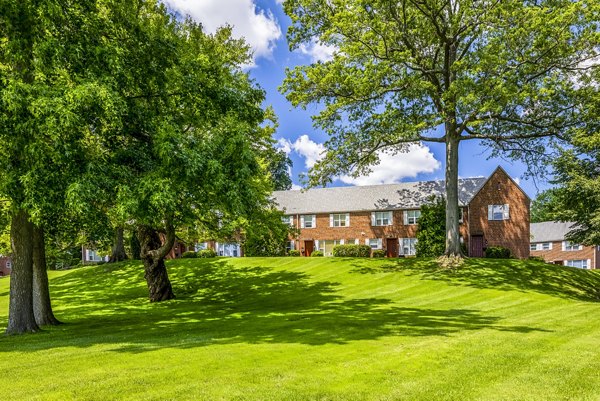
[1,257,599,400]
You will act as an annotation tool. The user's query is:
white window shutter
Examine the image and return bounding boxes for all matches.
[488,205,493,220]
[300,215,305,228]
[329,214,334,227]
[315,240,319,250]
[403,211,408,225]
[365,238,370,245]
[399,239,404,255]
[503,204,510,220]
[588,259,592,268]
[345,213,350,226]
[377,238,382,249]
[563,260,568,266]
[340,239,345,245]
[355,239,359,245]
[371,212,376,226]
[562,241,566,251]
[389,212,393,225]
[312,215,316,228]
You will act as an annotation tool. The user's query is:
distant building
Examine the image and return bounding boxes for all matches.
[273,166,530,258]
[530,221,599,269]
[0,256,12,277]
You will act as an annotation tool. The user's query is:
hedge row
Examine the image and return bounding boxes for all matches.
[181,249,217,258]
[332,244,372,257]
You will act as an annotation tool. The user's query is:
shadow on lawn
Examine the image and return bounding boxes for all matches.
[0,259,548,352]
[350,258,600,302]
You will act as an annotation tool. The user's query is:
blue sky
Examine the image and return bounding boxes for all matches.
[164,0,551,199]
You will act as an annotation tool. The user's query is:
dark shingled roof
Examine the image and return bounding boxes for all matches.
[273,177,488,215]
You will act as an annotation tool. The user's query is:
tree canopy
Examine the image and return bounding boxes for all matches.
[281,0,600,256]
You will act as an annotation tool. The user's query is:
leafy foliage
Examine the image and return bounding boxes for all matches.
[333,244,371,257]
[372,249,386,258]
[531,189,562,223]
[311,250,324,257]
[416,197,447,257]
[485,247,512,259]
[288,250,301,257]
[182,251,197,259]
[197,249,217,258]
[242,209,298,257]
[281,0,600,255]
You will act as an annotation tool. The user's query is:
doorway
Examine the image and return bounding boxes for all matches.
[386,238,398,258]
[304,240,314,257]
[470,235,484,257]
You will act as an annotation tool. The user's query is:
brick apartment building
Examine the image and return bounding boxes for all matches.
[273,166,530,259]
[0,256,12,277]
[530,221,600,269]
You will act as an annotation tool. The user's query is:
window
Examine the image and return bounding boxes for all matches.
[301,215,316,228]
[346,239,358,245]
[286,241,295,252]
[5,261,11,269]
[404,210,421,225]
[563,241,583,251]
[488,204,509,220]
[400,238,417,256]
[281,215,293,226]
[317,240,344,256]
[368,238,382,249]
[531,242,552,251]
[371,211,392,226]
[195,242,208,251]
[565,259,588,269]
[330,213,350,227]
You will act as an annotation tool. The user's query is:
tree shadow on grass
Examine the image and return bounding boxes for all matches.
[0,259,549,352]
[349,258,600,302]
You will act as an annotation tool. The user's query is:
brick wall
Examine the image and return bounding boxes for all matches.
[290,210,469,254]
[0,257,12,277]
[468,168,530,259]
[531,242,598,269]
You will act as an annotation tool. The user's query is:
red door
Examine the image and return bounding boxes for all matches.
[304,240,314,256]
[386,238,398,258]
[470,235,484,257]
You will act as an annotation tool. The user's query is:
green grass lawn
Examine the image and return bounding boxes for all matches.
[1,257,600,401]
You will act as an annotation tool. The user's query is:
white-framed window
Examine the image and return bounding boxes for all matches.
[371,211,392,226]
[346,238,358,245]
[488,204,510,221]
[403,210,421,225]
[195,242,208,251]
[366,238,382,249]
[301,215,316,228]
[330,213,350,227]
[565,259,589,269]
[562,241,583,251]
[286,241,295,252]
[400,238,417,256]
[5,260,11,269]
[531,242,552,251]
[281,215,293,226]
[218,243,240,257]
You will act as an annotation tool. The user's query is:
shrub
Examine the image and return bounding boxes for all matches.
[485,246,512,259]
[182,251,197,258]
[528,256,546,263]
[311,250,324,257]
[332,244,371,257]
[372,249,386,258]
[197,249,217,258]
[415,196,447,257]
[288,249,301,257]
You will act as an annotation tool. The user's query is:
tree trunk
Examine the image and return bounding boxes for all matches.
[32,225,61,326]
[444,135,462,256]
[138,224,175,302]
[109,227,128,263]
[6,209,39,335]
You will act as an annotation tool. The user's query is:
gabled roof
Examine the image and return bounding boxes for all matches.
[272,177,487,215]
[530,221,576,243]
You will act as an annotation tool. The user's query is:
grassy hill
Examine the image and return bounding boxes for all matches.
[1,257,599,400]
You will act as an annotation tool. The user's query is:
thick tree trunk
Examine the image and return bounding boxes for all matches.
[109,227,128,263]
[6,209,39,335]
[32,226,61,326]
[138,224,175,302]
[444,135,462,256]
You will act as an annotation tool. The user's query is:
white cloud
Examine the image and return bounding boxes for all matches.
[512,177,521,185]
[163,0,281,61]
[291,183,302,190]
[339,144,441,186]
[277,138,293,154]
[298,40,336,63]
[291,134,326,168]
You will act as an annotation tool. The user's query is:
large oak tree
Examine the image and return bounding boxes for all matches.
[281,0,600,256]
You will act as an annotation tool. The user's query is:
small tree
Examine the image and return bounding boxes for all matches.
[415,197,446,258]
